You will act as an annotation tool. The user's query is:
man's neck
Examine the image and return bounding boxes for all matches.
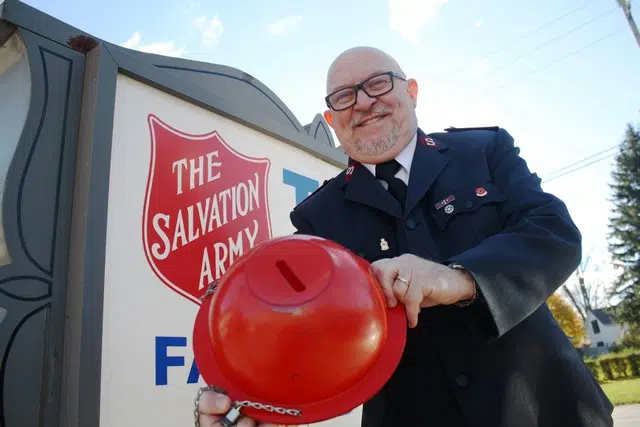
[361,133,417,179]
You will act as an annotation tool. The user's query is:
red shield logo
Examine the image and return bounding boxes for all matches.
[142,114,272,304]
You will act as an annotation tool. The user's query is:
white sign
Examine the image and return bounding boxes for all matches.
[98,74,361,427]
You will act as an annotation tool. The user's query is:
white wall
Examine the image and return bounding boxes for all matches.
[585,310,626,348]
[97,74,362,427]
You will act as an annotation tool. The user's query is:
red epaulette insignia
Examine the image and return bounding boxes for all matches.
[418,134,440,148]
[345,160,360,182]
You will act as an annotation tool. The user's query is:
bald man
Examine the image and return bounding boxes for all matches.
[194,47,614,427]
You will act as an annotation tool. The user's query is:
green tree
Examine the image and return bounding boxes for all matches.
[607,122,640,326]
[619,323,640,350]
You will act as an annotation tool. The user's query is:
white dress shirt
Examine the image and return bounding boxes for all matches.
[362,134,417,189]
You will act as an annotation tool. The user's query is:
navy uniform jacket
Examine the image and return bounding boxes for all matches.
[289,127,614,427]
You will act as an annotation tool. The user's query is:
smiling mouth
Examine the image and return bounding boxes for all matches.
[356,114,389,127]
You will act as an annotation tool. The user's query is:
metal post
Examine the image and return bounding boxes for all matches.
[616,0,640,49]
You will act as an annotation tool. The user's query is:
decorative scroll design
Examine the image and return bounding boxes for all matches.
[0,29,81,427]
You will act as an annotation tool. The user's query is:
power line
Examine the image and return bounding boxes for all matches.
[541,148,619,184]
[430,6,618,104]
[484,7,616,75]
[436,0,602,80]
[543,144,620,178]
[443,28,623,111]
[461,27,622,185]
[542,153,616,183]
[421,4,628,186]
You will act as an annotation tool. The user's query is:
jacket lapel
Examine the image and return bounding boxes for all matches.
[342,161,404,219]
[341,128,449,219]
[405,129,450,215]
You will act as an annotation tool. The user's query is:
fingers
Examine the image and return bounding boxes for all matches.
[370,259,399,307]
[198,412,258,427]
[196,392,295,427]
[371,255,426,328]
[197,391,245,427]
[197,390,291,427]
[237,417,257,427]
[199,416,256,427]
[197,413,219,427]
[392,276,410,301]
[403,277,423,328]
[392,275,419,327]
[199,391,231,415]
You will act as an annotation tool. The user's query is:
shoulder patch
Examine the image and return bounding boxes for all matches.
[444,126,499,132]
[293,178,333,210]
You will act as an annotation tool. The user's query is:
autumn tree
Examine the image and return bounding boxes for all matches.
[547,292,586,347]
[607,122,640,326]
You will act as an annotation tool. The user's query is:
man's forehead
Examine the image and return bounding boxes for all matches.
[327,68,389,92]
[326,48,402,93]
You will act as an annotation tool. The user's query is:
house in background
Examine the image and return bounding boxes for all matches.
[585,308,627,351]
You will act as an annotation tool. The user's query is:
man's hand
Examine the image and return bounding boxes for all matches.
[196,389,298,427]
[370,254,476,327]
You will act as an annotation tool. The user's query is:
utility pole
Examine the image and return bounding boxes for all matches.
[616,0,640,49]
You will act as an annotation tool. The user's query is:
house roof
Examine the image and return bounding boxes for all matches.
[591,308,616,325]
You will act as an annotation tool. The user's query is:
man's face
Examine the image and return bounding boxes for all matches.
[324,48,419,165]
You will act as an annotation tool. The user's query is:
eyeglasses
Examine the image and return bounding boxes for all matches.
[325,71,406,111]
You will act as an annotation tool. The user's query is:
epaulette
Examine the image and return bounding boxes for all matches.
[444,126,499,132]
[293,178,333,211]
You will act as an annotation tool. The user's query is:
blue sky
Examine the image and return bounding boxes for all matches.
[22,0,640,300]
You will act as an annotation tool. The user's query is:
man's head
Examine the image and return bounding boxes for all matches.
[323,46,419,165]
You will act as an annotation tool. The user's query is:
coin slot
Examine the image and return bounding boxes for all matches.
[276,260,306,292]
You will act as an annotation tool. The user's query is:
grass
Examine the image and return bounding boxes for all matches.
[601,378,640,405]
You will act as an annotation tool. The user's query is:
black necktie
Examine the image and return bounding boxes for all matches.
[375,159,407,208]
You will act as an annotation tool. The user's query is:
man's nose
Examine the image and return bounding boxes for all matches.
[353,88,375,111]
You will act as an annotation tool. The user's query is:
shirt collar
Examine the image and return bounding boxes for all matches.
[362,133,417,176]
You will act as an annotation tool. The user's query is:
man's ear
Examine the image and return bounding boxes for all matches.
[323,110,334,128]
[407,78,419,108]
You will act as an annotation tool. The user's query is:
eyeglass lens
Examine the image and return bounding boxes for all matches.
[328,74,394,110]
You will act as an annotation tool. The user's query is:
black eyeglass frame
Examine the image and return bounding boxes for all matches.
[325,71,407,111]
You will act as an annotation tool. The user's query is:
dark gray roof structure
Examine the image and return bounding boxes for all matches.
[0,1,348,426]
[591,308,616,326]
[0,0,346,166]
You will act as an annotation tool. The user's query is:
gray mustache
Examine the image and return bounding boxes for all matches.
[351,106,393,126]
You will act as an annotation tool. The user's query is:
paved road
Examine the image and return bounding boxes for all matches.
[613,404,640,426]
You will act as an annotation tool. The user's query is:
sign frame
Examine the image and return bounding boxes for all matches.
[0,1,348,426]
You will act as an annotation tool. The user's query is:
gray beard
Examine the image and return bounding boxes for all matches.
[352,126,401,157]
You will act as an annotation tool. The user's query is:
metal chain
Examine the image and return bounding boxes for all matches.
[195,284,302,424]
[194,386,302,426]
[199,280,219,302]
[194,385,225,427]
[233,400,301,417]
